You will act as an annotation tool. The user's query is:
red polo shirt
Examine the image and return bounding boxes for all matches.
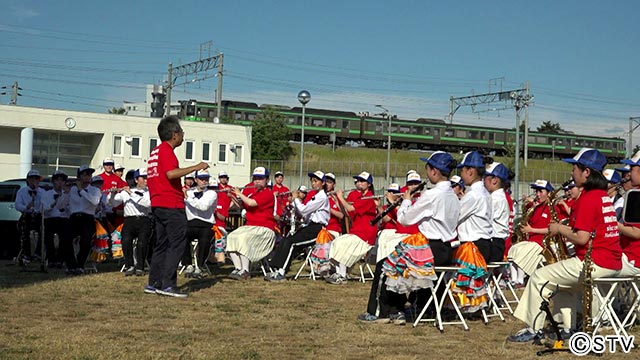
[147,142,184,209]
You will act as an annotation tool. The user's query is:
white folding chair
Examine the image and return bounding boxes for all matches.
[294,245,316,280]
[358,252,375,283]
[487,261,517,315]
[413,266,470,331]
[480,264,506,324]
[592,277,634,337]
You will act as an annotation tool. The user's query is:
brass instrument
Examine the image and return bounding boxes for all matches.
[541,179,573,264]
[582,231,596,333]
[513,195,537,244]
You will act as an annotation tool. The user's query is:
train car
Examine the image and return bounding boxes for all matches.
[178,100,626,161]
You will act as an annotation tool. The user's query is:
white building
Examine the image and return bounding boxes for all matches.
[123,84,181,117]
[0,105,252,181]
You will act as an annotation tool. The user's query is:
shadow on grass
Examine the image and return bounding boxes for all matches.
[0,259,124,289]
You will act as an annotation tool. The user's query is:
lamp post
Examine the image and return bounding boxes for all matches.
[298,90,311,185]
[376,105,391,184]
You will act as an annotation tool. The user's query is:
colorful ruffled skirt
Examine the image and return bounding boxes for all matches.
[310,227,334,275]
[90,220,110,263]
[110,223,124,259]
[383,233,437,294]
[448,242,489,313]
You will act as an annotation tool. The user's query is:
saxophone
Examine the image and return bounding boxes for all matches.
[582,232,595,333]
[513,196,537,244]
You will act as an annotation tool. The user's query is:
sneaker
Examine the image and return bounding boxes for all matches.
[239,270,251,280]
[548,328,575,341]
[507,328,542,343]
[228,269,242,280]
[390,312,406,325]
[357,312,390,324]
[265,272,286,282]
[135,269,145,276]
[325,273,347,285]
[143,285,158,294]
[156,287,188,298]
[124,266,136,276]
[184,265,195,275]
[192,267,202,277]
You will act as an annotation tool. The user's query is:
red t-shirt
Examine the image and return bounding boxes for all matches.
[571,189,621,270]
[381,204,397,231]
[215,191,231,228]
[557,198,574,220]
[527,203,550,247]
[349,190,378,245]
[326,197,342,233]
[147,142,184,209]
[242,182,256,197]
[272,184,290,217]
[395,204,419,235]
[621,224,640,266]
[244,187,276,231]
[99,172,127,191]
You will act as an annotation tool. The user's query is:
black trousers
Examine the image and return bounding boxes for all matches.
[412,239,453,312]
[181,219,214,268]
[489,237,506,263]
[44,217,70,264]
[148,207,187,290]
[67,213,96,269]
[474,238,493,264]
[268,222,323,271]
[122,216,153,269]
[366,259,409,318]
[18,213,41,257]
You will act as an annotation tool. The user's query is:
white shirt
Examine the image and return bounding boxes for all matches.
[15,186,45,214]
[109,188,151,217]
[614,195,624,220]
[397,180,460,242]
[68,185,102,215]
[185,187,217,224]
[293,190,330,226]
[457,180,494,242]
[490,188,510,239]
[41,189,70,219]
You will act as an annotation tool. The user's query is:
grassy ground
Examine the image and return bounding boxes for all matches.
[0,260,637,359]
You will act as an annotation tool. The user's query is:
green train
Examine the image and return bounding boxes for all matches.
[178,99,626,161]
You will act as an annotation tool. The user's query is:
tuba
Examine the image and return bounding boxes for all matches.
[540,179,573,264]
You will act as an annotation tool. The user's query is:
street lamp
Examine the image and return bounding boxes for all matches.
[376,105,391,184]
[298,90,311,185]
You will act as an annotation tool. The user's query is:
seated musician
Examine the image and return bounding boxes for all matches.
[226,167,277,280]
[326,171,377,285]
[483,162,515,262]
[509,148,621,342]
[449,175,465,199]
[617,150,640,278]
[310,172,344,275]
[265,171,329,281]
[181,169,217,278]
[519,179,554,251]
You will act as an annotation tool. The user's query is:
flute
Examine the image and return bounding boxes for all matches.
[370,181,426,225]
[360,194,401,200]
[326,188,357,196]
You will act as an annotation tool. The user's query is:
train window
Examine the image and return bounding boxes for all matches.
[287,117,295,125]
[424,128,430,135]
[208,110,216,118]
[342,120,350,129]
[247,113,256,121]
[495,133,504,141]
[312,118,324,126]
[467,131,477,139]
[234,112,243,120]
[399,126,410,134]
[488,133,494,141]
[456,130,466,138]
[445,130,454,137]
[433,129,439,136]
[375,123,383,132]
[411,127,418,134]
[328,120,337,128]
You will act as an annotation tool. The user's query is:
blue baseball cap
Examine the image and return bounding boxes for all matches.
[603,169,621,184]
[449,175,465,189]
[563,181,576,190]
[615,165,631,173]
[562,148,607,171]
[387,183,401,193]
[456,151,484,168]
[252,166,269,178]
[195,169,211,179]
[133,168,147,178]
[308,170,325,181]
[420,151,455,172]
[621,150,640,167]
[530,179,554,192]
[353,171,373,184]
[485,162,510,182]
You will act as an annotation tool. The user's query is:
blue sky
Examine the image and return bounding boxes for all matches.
[1,0,639,147]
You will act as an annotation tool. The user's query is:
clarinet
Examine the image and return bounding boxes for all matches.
[370,181,426,225]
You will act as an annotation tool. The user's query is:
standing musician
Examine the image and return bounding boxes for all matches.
[509,148,621,342]
[449,175,465,199]
[617,150,640,277]
[108,168,151,277]
[457,151,494,262]
[519,180,555,249]
[67,165,102,275]
[265,171,329,281]
[181,169,217,278]
[484,162,515,262]
[41,170,71,268]
[272,171,290,222]
[99,158,128,227]
[326,171,377,285]
[15,169,45,263]
[226,167,277,280]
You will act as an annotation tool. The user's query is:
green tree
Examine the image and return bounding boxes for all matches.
[251,107,293,160]
[108,107,127,114]
[537,120,564,134]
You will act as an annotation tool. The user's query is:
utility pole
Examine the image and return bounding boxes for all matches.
[511,90,534,212]
[217,53,224,120]
[164,54,224,118]
[1,81,21,105]
[524,81,530,167]
[629,117,640,156]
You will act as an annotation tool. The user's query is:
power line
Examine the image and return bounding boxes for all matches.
[0,72,147,89]
[26,89,124,105]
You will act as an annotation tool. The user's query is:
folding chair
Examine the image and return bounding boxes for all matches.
[620,275,640,329]
[413,266,470,331]
[592,277,635,337]
[480,264,506,324]
[294,245,317,280]
[487,261,517,315]
[358,252,375,283]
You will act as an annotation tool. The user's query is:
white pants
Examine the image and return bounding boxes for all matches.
[513,256,619,331]
[619,253,640,277]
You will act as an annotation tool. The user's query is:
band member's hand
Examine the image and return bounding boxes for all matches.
[336,189,344,198]
[548,223,560,235]
[402,190,411,201]
[373,198,380,207]
[196,162,209,171]
[521,223,533,233]
[274,214,281,221]
[232,187,241,196]
[123,187,132,194]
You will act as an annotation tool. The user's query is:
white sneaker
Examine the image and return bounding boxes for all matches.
[192,267,202,277]
[184,265,195,275]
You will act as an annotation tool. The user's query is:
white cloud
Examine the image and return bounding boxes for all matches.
[9,5,39,20]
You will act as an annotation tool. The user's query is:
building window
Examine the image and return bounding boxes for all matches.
[233,145,243,164]
[113,135,123,156]
[129,136,141,158]
[202,142,211,162]
[218,144,227,163]
[149,138,158,155]
[185,141,194,161]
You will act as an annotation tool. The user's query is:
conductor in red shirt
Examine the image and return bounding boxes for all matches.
[144,115,208,298]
